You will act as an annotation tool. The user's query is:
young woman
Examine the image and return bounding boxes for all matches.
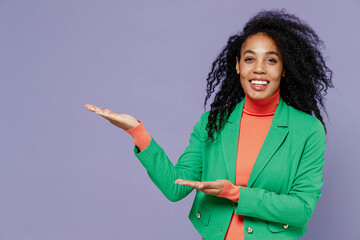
[85,9,333,240]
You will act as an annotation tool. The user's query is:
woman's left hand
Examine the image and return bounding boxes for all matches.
[174,179,226,196]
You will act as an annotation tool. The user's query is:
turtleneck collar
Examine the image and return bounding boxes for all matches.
[243,89,280,117]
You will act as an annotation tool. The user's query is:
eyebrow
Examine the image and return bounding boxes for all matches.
[243,50,281,57]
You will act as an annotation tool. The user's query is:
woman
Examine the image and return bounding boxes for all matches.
[85,9,333,240]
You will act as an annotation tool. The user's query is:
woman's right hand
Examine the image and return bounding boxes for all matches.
[84,104,140,130]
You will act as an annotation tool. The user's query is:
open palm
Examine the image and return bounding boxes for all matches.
[84,104,139,130]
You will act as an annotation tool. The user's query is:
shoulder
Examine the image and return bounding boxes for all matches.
[286,104,325,141]
[198,111,211,125]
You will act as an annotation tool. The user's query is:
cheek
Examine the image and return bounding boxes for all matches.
[270,69,283,84]
[239,75,248,89]
[275,65,284,79]
[239,64,250,82]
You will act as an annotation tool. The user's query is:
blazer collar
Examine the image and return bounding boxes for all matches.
[221,97,289,185]
[226,96,289,127]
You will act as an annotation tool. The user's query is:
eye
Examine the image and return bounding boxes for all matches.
[267,58,277,63]
[244,57,254,62]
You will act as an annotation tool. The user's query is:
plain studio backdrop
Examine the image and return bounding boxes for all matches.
[0,0,359,239]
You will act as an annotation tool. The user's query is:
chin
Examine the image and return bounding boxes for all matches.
[246,91,271,100]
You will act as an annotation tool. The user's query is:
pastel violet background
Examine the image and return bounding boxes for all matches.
[0,0,359,239]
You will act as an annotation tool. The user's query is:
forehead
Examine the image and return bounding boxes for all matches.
[241,33,280,54]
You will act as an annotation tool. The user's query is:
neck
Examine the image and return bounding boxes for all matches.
[243,89,280,116]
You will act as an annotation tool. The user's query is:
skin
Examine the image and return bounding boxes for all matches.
[84,32,285,197]
[236,32,285,100]
[84,104,139,130]
[175,33,285,194]
[83,105,228,195]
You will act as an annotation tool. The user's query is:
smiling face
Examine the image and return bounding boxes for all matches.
[236,32,285,100]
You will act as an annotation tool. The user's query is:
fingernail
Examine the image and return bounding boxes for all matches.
[199,184,204,189]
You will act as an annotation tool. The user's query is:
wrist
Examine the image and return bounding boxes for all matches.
[125,120,151,151]
[217,180,240,203]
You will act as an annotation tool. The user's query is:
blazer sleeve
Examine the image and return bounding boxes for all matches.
[235,119,326,227]
[132,113,207,202]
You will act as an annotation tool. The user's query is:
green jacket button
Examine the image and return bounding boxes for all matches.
[196,212,201,219]
[247,227,253,234]
[283,224,289,229]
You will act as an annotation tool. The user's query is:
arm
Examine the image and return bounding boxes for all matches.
[125,121,151,151]
[235,119,326,227]
[177,119,326,227]
[133,114,207,202]
[84,103,206,202]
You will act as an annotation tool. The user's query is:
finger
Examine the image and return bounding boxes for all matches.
[175,179,201,189]
[177,179,209,187]
[95,110,118,121]
[175,180,222,195]
[174,179,184,184]
[175,180,217,190]
[176,181,199,188]
[84,104,104,113]
[104,109,115,114]
[84,104,96,111]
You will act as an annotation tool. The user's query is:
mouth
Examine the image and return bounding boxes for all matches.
[249,79,269,91]
[249,79,269,85]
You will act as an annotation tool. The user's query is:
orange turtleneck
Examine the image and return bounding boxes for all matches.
[125,120,151,151]
[126,89,280,240]
[216,89,280,240]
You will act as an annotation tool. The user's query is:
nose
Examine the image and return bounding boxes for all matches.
[254,61,266,74]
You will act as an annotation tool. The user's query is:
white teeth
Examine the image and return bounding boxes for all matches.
[250,80,268,85]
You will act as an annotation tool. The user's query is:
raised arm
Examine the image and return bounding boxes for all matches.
[84,104,206,202]
[84,104,140,130]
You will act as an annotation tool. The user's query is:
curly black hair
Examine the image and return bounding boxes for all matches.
[204,9,333,143]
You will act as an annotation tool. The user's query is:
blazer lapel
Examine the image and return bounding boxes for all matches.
[221,100,245,184]
[247,98,289,187]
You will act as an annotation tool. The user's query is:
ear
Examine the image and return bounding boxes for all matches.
[236,57,240,74]
[282,69,285,77]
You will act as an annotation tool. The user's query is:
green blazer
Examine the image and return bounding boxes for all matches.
[134,97,326,240]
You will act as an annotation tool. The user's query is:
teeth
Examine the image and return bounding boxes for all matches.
[251,80,268,85]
